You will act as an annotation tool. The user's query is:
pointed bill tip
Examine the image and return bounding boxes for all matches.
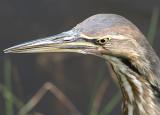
[3,44,24,53]
[3,48,13,53]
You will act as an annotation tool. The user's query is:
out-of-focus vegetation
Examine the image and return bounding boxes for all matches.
[1,1,159,115]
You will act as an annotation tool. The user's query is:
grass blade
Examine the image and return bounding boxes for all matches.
[88,63,106,115]
[147,7,159,44]
[4,56,14,115]
[99,91,121,115]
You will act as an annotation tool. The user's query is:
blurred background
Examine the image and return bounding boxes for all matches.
[0,0,160,115]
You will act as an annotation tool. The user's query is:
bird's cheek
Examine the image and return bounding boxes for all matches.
[82,47,103,55]
[98,46,118,56]
[95,47,109,55]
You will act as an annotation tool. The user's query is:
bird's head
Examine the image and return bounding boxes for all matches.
[4,14,149,66]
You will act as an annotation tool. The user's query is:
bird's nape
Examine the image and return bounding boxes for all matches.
[4,14,160,115]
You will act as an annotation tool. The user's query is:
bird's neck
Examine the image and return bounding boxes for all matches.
[106,56,160,115]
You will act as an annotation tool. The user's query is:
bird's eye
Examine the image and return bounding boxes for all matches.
[97,37,111,45]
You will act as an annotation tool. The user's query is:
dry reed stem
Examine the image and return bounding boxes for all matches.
[18,82,82,115]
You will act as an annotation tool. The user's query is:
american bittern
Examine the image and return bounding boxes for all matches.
[4,14,160,115]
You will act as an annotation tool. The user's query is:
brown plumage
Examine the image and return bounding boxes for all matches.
[4,14,160,115]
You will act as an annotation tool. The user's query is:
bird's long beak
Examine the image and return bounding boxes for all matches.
[4,30,98,54]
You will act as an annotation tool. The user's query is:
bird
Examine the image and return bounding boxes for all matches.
[4,14,160,115]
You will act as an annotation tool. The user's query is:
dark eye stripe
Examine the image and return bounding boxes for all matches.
[78,37,109,45]
[77,37,98,44]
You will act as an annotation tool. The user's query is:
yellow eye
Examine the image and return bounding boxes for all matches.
[97,37,111,45]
